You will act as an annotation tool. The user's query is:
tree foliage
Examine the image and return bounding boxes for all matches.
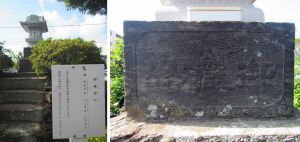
[57,0,106,15]
[0,42,14,71]
[296,38,300,56]
[296,38,300,43]
[30,37,105,74]
[88,136,107,142]
[6,49,22,69]
[294,57,300,109]
[294,38,300,109]
[88,127,107,142]
[110,39,124,116]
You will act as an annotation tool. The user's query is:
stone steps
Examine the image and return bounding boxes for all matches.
[0,72,54,141]
[1,72,42,78]
[0,104,44,122]
[0,121,45,142]
[0,90,46,104]
[0,121,67,142]
[0,77,46,90]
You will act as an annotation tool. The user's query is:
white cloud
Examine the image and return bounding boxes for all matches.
[39,11,107,54]
[37,0,107,54]
[0,26,27,54]
[41,10,80,38]
[39,0,56,11]
[80,14,106,37]
[79,14,107,55]
[109,0,162,35]
[97,41,108,55]
[39,0,45,11]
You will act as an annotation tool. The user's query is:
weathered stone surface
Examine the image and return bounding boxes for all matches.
[18,58,34,72]
[1,72,40,78]
[110,108,300,142]
[0,90,46,104]
[124,21,295,121]
[24,47,32,58]
[0,71,67,142]
[0,122,68,142]
[0,104,44,122]
[0,76,46,90]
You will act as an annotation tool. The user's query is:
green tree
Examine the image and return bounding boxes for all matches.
[6,49,22,69]
[296,38,299,56]
[295,38,300,109]
[0,42,14,71]
[294,57,300,109]
[110,39,124,116]
[57,0,106,15]
[30,37,105,74]
[88,127,107,142]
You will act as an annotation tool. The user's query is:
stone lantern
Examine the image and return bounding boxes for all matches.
[18,15,48,72]
[20,15,48,47]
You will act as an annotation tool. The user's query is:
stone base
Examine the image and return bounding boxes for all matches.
[18,58,34,72]
[23,47,32,58]
[0,69,3,78]
[111,108,300,141]
[155,5,264,22]
[0,122,68,142]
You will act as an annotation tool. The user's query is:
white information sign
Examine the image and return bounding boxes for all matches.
[52,64,105,139]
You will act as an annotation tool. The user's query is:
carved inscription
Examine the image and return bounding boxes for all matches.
[237,57,276,92]
[143,48,277,93]
[135,31,284,107]
[125,21,294,120]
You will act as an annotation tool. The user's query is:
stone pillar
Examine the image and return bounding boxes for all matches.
[156,0,265,22]
[19,15,48,72]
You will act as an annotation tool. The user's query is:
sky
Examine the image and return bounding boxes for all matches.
[109,0,300,38]
[0,0,107,55]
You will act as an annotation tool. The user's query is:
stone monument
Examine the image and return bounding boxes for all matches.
[124,21,295,121]
[19,15,48,72]
[111,0,300,141]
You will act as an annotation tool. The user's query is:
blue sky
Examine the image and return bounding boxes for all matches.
[0,0,107,55]
[109,0,300,39]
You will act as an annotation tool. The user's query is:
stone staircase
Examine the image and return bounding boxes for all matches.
[0,72,54,142]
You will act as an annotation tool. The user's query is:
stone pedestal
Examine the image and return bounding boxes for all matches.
[18,58,34,72]
[124,21,295,122]
[23,47,31,58]
[111,108,300,141]
[156,0,264,22]
[18,47,34,72]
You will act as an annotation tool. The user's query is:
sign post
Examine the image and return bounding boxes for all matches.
[52,64,105,141]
